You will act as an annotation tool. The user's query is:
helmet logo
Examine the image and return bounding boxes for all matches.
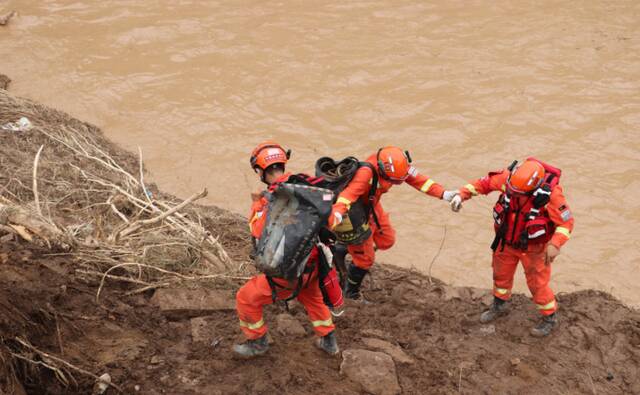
[527,171,539,187]
[386,156,395,173]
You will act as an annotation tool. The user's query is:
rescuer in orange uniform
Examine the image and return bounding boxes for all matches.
[328,146,457,300]
[234,141,339,357]
[448,158,574,337]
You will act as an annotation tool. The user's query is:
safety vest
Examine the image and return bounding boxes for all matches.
[492,158,562,250]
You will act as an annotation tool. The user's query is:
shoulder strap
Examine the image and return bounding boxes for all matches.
[358,162,381,229]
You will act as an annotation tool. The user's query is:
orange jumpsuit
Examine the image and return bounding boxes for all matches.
[459,170,574,316]
[236,180,335,340]
[332,154,445,270]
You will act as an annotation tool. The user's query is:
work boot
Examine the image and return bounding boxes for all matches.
[480,297,510,323]
[530,313,558,337]
[344,264,368,300]
[315,331,339,356]
[233,335,269,358]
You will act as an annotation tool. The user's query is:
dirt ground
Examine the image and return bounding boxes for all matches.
[1,74,639,394]
[1,239,639,394]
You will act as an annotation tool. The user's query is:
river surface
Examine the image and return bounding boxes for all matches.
[2,1,639,306]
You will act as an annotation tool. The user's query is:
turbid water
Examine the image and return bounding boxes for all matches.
[2,0,639,305]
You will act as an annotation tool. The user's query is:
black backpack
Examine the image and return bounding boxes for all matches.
[254,175,334,281]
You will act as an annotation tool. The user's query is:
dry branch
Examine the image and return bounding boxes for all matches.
[116,188,208,239]
[32,145,44,217]
[14,337,123,393]
[0,201,71,250]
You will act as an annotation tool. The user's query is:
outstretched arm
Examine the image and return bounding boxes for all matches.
[458,170,510,200]
[405,167,445,199]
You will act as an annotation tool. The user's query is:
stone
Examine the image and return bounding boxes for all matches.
[361,328,391,340]
[510,357,521,366]
[150,355,164,365]
[479,325,496,336]
[275,313,306,337]
[361,337,414,365]
[340,349,401,395]
[150,288,234,317]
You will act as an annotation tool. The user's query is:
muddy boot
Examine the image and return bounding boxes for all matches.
[233,335,269,358]
[332,244,348,289]
[315,331,339,356]
[480,297,510,323]
[344,264,368,300]
[530,313,558,337]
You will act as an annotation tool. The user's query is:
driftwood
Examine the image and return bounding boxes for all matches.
[0,11,16,26]
[0,201,71,250]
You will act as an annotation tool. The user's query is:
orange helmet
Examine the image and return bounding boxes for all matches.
[376,146,412,183]
[250,141,290,172]
[507,159,545,194]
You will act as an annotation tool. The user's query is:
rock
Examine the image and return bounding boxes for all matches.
[150,288,234,317]
[361,337,414,365]
[340,349,401,395]
[479,325,496,336]
[191,316,216,343]
[150,355,164,365]
[361,328,391,340]
[510,357,521,366]
[92,373,110,395]
[275,313,306,337]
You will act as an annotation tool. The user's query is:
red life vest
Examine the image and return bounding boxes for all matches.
[492,158,562,250]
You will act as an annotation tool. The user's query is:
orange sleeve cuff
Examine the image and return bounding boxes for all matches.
[550,233,569,249]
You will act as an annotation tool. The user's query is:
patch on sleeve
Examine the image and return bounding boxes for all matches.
[408,166,418,177]
[561,209,572,222]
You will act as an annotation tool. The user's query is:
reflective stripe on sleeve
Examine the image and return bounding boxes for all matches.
[336,197,352,208]
[311,318,333,328]
[239,318,265,330]
[555,227,571,238]
[536,300,556,311]
[501,184,506,192]
[465,184,478,196]
[420,179,435,193]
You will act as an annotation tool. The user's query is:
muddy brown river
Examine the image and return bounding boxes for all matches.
[2,1,639,306]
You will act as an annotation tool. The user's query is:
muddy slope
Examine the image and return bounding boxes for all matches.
[1,239,639,394]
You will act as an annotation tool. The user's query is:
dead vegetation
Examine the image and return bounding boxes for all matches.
[0,87,252,392]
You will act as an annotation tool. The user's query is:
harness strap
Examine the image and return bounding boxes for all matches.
[265,257,318,308]
[359,162,381,230]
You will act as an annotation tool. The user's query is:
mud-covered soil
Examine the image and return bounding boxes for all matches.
[1,239,639,394]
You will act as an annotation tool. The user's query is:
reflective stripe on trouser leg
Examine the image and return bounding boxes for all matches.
[522,245,557,316]
[536,300,557,312]
[296,276,336,337]
[492,245,520,301]
[236,275,283,339]
[311,318,333,328]
[493,286,511,299]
